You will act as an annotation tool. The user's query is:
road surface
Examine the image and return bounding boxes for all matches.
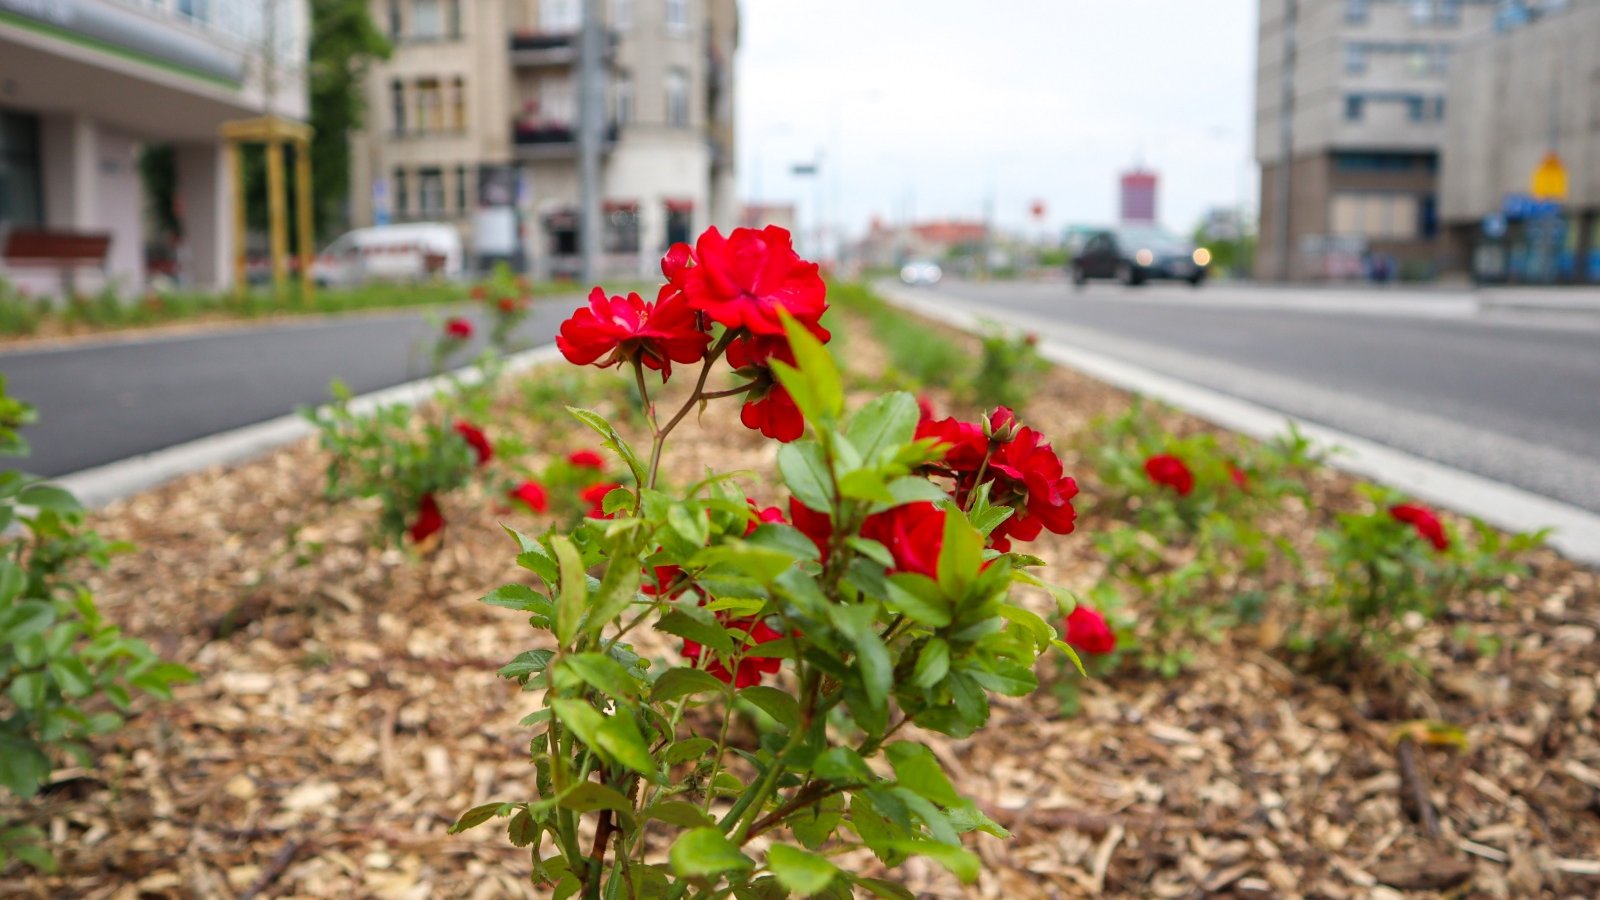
[911,280,1600,514]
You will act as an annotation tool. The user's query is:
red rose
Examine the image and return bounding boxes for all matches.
[661,241,695,286]
[582,481,623,519]
[1064,605,1116,655]
[682,616,784,688]
[747,502,786,533]
[497,297,520,314]
[916,408,1077,550]
[680,226,827,335]
[725,331,832,443]
[1227,462,1249,490]
[556,287,710,379]
[1144,454,1194,497]
[453,421,492,466]
[469,285,488,301]
[509,480,549,513]
[791,498,945,578]
[568,449,605,470]
[444,317,474,339]
[916,394,938,424]
[1390,503,1449,551]
[409,493,445,543]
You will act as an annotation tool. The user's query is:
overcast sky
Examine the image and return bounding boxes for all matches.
[734,0,1259,240]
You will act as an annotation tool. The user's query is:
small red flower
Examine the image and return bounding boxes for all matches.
[916,408,1078,550]
[916,394,938,424]
[409,493,445,543]
[682,616,784,688]
[444,317,474,340]
[509,480,550,513]
[582,481,623,519]
[1064,605,1116,655]
[791,498,946,578]
[469,285,488,301]
[1227,462,1249,490]
[680,226,827,336]
[556,287,710,379]
[568,449,605,470]
[497,297,520,314]
[1144,454,1194,497]
[1390,503,1449,551]
[453,421,492,466]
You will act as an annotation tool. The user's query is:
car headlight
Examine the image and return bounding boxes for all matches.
[1193,248,1212,266]
[1135,249,1154,266]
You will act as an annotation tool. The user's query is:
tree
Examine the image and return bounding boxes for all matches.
[304,0,392,240]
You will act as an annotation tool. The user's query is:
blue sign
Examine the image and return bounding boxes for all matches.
[1482,212,1507,239]
[1503,193,1560,221]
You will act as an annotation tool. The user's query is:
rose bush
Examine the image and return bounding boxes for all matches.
[458,227,1086,898]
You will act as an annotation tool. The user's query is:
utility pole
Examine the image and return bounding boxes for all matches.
[577,0,604,284]
[1273,0,1297,282]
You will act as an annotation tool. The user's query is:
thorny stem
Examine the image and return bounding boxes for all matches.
[645,329,741,489]
[585,807,614,900]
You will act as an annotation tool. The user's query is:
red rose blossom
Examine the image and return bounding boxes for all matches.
[1064,605,1116,655]
[725,330,833,444]
[497,297,520,314]
[791,498,946,578]
[582,481,623,519]
[409,493,445,543]
[469,285,487,301]
[1227,462,1249,490]
[556,287,711,379]
[916,408,1078,551]
[444,317,474,340]
[916,394,938,424]
[509,480,549,513]
[680,226,827,335]
[1144,454,1194,497]
[683,615,784,688]
[1390,503,1449,551]
[568,449,605,470]
[453,421,492,466]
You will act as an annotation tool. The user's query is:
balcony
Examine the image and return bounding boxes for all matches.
[511,121,620,158]
[509,30,618,67]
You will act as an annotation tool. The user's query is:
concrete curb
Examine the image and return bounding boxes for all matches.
[876,283,1600,566]
[56,344,565,510]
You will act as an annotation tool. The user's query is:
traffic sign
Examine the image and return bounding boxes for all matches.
[1530,151,1568,201]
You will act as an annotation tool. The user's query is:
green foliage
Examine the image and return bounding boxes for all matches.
[828,283,971,390]
[967,326,1047,411]
[307,0,393,240]
[464,313,1065,897]
[0,385,193,872]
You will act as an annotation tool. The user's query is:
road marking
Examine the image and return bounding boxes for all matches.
[56,344,564,509]
[879,283,1600,566]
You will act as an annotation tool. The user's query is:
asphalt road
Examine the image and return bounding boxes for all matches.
[1,302,574,478]
[914,280,1600,514]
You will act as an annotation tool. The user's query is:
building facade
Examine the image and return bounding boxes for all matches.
[1439,0,1600,282]
[1253,0,1499,281]
[1118,169,1158,224]
[349,0,738,279]
[0,0,309,295]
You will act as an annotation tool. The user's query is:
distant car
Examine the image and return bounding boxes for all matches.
[1070,226,1210,287]
[899,260,943,286]
[313,223,465,287]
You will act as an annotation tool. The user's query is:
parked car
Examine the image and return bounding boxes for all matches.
[313,223,465,287]
[1070,225,1210,287]
[899,259,943,286]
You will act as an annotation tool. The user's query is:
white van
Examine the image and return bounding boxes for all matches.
[313,223,465,287]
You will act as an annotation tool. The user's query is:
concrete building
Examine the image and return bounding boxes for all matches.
[1439,0,1600,282]
[1119,169,1158,224]
[1254,0,1499,281]
[349,0,738,280]
[0,0,308,296]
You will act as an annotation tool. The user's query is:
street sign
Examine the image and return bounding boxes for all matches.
[1530,151,1568,201]
[1482,212,1507,239]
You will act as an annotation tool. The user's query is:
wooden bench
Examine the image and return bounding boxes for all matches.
[1,229,111,298]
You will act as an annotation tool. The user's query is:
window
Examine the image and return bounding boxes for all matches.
[1406,95,1427,121]
[418,167,445,216]
[665,205,692,246]
[1410,0,1432,24]
[1345,95,1364,121]
[415,77,442,131]
[455,164,469,213]
[1345,44,1367,74]
[549,211,579,256]
[541,77,576,126]
[604,205,641,253]
[1330,193,1421,240]
[665,0,688,32]
[390,79,407,133]
[1433,45,1450,75]
[614,72,634,125]
[411,0,442,39]
[447,0,461,37]
[1407,46,1432,74]
[178,0,210,24]
[0,110,43,227]
[613,0,633,30]
[1345,0,1369,24]
[542,0,580,32]
[665,67,689,127]
[1433,96,1446,120]
[450,76,468,130]
[393,168,409,217]
[388,0,402,38]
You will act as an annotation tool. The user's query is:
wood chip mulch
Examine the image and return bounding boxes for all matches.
[2,316,1597,899]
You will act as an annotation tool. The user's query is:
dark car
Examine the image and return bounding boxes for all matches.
[1070,225,1210,287]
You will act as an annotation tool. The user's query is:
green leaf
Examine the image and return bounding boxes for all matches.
[567,406,647,486]
[596,712,658,779]
[813,746,874,784]
[551,535,586,645]
[855,877,915,900]
[652,666,731,703]
[0,735,50,798]
[911,639,950,689]
[449,802,510,834]
[886,742,964,808]
[882,477,955,508]
[837,468,896,503]
[499,649,555,679]
[669,827,754,877]
[884,574,952,628]
[889,839,980,884]
[48,659,93,698]
[559,782,637,829]
[481,583,552,614]
[663,737,717,767]
[561,653,642,702]
[0,561,23,604]
[18,483,80,514]
[936,511,984,597]
[507,808,539,847]
[767,844,839,895]
[584,544,646,636]
[778,442,834,512]
[642,800,715,829]
[657,608,735,656]
[845,393,919,463]
[738,685,799,729]
[829,604,891,717]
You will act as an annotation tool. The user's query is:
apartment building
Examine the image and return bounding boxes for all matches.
[1254,0,1499,280]
[349,0,738,279]
[0,0,309,294]
[1440,0,1600,282]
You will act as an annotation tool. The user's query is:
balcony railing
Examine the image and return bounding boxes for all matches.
[508,30,619,65]
[511,121,620,156]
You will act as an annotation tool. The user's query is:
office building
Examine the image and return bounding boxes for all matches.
[1119,169,1158,224]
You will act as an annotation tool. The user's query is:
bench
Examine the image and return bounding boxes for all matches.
[1,229,112,298]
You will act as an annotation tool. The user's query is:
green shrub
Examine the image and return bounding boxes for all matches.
[968,327,1047,411]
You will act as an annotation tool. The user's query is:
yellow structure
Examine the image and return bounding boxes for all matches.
[219,117,315,302]
[1530,151,1569,202]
